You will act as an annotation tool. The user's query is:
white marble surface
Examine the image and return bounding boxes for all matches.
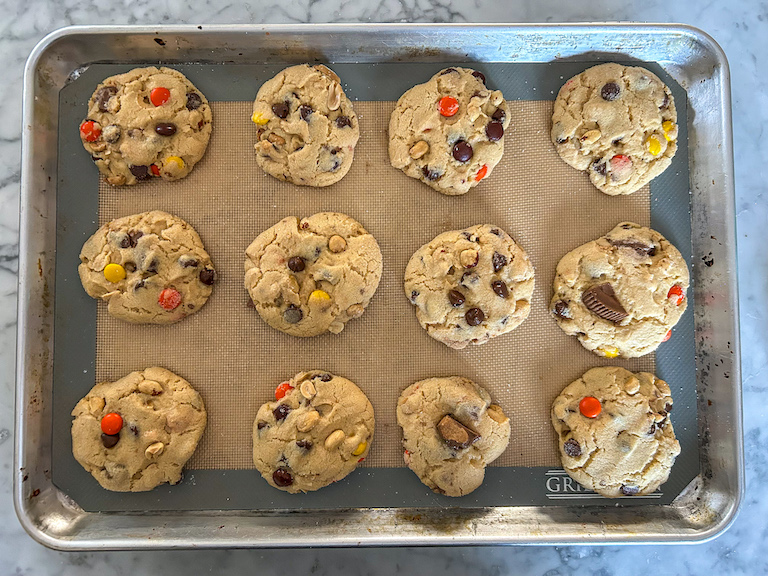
[2,1,765,573]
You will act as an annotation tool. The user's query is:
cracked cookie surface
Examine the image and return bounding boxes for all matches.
[244,212,382,337]
[551,63,678,196]
[252,370,375,493]
[78,210,217,324]
[404,224,535,349]
[550,222,689,358]
[551,366,680,498]
[251,64,360,187]
[389,67,511,195]
[71,367,207,492]
[397,376,510,497]
[79,66,212,185]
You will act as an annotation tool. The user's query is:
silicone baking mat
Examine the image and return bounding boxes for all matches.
[51,62,695,511]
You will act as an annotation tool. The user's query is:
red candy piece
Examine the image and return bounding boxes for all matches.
[101,412,123,435]
[438,96,459,117]
[475,164,488,182]
[80,120,101,142]
[150,87,171,107]
[151,164,160,176]
[579,396,602,419]
[667,285,685,305]
[357,457,365,463]
[158,288,182,310]
[662,329,672,342]
[274,381,294,400]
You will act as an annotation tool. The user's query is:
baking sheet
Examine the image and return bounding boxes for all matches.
[51,62,695,511]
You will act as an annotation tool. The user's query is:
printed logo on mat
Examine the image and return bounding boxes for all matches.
[544,470,662,500]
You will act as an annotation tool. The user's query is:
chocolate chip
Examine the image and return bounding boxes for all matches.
[273,404,291,421]
[601,82,621,101]
[490,229,502,236]
[199,268,216,285]
[318,373,332,382]
[492,252,507,272]
[452,140,473,163]
[563,438,581,457]
[128,230,143,247]
[491,280,509,298]
[648,423,657,435]
[335,115,352,128]
[437,415,481,450]
[422,166,441,181]
[287,256,305,272]
[592,160,607,176]
[609,238,657,257]
[129,165,150,180]
[620,485,639,496]
[95,86,117,111]
[582,283,628,323]
[448,289,465,307]
[664,403,673,413]
[465,307,485,326]
[134,280,146,291]
[102,124,121,143]
[145,259,158,274]
[299,104,313,120]
[272,102,289,119]
[124,262,136,273]
[485,121,504,141]
[491,108,506,122]
[460,271,479,287]
[186,92,203,110]
[296,440,313,450]
[612,137,623,146]
[660,92,670,109]
[180,257,199,268]
[155,123,177,136]
[129,424,139,435]
[410,290,419,302]
[553,300,569,319]
[273,467,294,487]
[119,235,131,249]
[441,68,458,74]
[257,420,268,430]
[101,433,119,448]
[472,71,486,84]
[283,305,303,324]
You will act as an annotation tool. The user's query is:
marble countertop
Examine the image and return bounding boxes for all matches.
[2,1,765,574]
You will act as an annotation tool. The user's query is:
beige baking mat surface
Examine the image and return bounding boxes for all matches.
[95,100,654,469]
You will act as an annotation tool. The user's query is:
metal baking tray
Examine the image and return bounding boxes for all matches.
[16,24,741,548]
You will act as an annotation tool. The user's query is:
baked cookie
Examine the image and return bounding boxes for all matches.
[79,66,212,185]
[551,63,678,195]
[71,367,207,492]
[397,376,510,497]
[404,224,535,349]
[78,210,217,324]
[244,212,382,337]
[551,366,680,498]
[389,67,510,196]
[251,64,360,187]
[550,222,689,358]
[252,370,375,493]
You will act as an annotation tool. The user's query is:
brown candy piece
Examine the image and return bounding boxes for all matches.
[437,415,481,450]
[101,433,119,448]
[581,283,628,323]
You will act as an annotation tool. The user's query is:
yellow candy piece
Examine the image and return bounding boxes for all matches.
[662,120,676,141]
[251,111,269,125]
[165,155,185,169]
[310,289,331,301]
[103,263,126,283]
[646,136,661,156]
[352,442,367,456]
[602,346,620,359]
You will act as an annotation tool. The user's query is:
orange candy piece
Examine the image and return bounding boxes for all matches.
[475,164,488,181]
[151,164,160,176]
[662,329,672,342]
[150,87,171,107]
[158,288,182,310]
[274,381,294,400]
[667,285,685,305]
[101,412,123,435]
[579,396,602,418]
[80,120,101,142]
[438,96,459,117]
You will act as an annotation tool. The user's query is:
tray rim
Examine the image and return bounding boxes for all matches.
[15,22,743,549]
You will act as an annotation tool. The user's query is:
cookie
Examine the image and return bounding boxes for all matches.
[550,222,689,358]
[79,67,212,185]
[244,212,382,337]
[397,376,510,497]
[78,210,217,324]
[551,63,678,196]
[252,370,375,493]
[71,367,207,492]
[251,64,360,187]
[389,67,510,195]
[551,366,680,498]
[404,224,535,349]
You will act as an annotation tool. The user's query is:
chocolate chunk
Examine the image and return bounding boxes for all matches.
[335,115,352,128]
[553,300,569,319]
[124,262,136,273]
[492,252,507,272]
[145,259,158,274]
[102,124,121,143]
[199,268,216,285]
[601,82,621,101]
[490,229,502,236]
[620,485,639,496]
[563,438,581,457]
[128,230,143,247]
[465,307,485,326]
[664,402,673,413]
[592,160,607,176]
[485,121,504,142]
[129,165,150,180]
[134,280,146,291]
[609,238,657,257]
[273,404,291,421]
[472,71,486,84]
[272,467,293,487]
[410,290,419,302]
[452,140,473,163]
[299,104,313,120]
[155,122,177,136]
[448,289,465,307]
[296,440,313,450]
[186,92,203,110]
[648,422,657,435]
[437,415,481,450]
[180,257,199,268]
[318,373,333,382]
[129,424,139,435]
[257,420,268,430]
[421,166,441,181]
[441,68,458,74]
[272,102,289,119]
[582,283,628,323]
[283,305,303,324]
[95,86,117,111]
[101,433,119,448]
[119,235,131,249]
[491,280,509,298]
[612,137,623,146]
[491,108,506,122]
[287,256,305,272]
[460,271,479,287]
[660,92,670,109]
